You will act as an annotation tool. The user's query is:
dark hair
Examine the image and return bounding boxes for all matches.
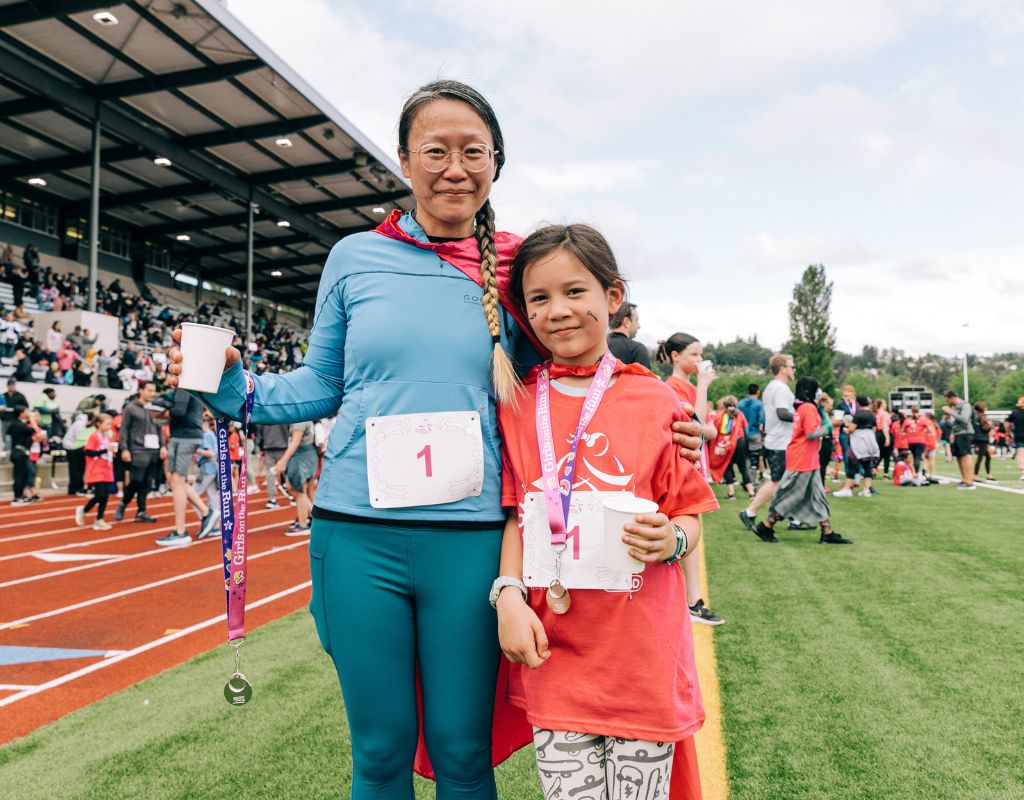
[655,333,698,365]
[398,81,517,402]
[794,377,820,403]
[509,224,625,308]
[13,404,27,416]
[856,395,869,407]
[609,302,636,330]
[943,390,958,399]
[747,383,760,396]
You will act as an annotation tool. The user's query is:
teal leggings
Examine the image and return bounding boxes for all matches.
[308,517,504,800]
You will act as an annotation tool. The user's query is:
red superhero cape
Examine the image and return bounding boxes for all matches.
[706,411,745,483]
[373,210,549,359]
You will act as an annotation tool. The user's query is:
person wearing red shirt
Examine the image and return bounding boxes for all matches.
[497,224,718,800]
[752,377,852,545]
[707,396,753,500]
[872,399,893,477]
[893,451,929,487]
[892,411,909,453]
[901,406,927,473]
[76,414,116,529]
[921,411,939,478]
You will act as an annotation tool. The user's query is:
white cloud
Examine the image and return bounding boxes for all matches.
[741,233,880,273]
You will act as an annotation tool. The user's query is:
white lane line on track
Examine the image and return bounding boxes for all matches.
[0,580,312,708]
[0,521,293,588]
[0,506,280,561]
[0,540,310,631]
[0,684,37,691]
[32,553,122,563]
[0,496,178,527]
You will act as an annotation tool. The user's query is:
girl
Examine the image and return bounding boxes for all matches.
[273,421,318,536]
[707,395,754,500]
[496,224,718,799]
[76,414,116,530]
[752,378,852,545]
[655,333,724,626]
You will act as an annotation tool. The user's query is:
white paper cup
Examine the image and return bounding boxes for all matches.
[177,323,235,393]
[602,493,659,574]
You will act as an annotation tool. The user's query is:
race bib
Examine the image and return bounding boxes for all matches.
[521,491,633,591]
[365,411,484,509]
[144,434,160,450]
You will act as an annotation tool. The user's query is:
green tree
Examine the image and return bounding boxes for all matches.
[786,264,837,394]
[952,369,993,404]
[995,369,1024,408]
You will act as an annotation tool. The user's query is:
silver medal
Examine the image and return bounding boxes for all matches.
[224,673,252,705]
[546,579,571,615]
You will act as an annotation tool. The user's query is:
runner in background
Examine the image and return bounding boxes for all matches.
[872,398,893,478]
[76,413,116,530]
[922,411,939,478]
[902,406,927,474]
[255,423,291,509]
[115,381,163,523]
[658,332,725,627]
[273,421,318,536]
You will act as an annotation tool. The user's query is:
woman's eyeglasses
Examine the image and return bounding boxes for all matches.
[401,143,497,173]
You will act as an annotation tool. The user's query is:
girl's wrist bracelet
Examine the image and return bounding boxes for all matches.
[664,523,687,564]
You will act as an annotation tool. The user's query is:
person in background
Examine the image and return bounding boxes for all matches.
[943,390,975,489]
[1010,397,1024,481]
[62,410,95,496]
[972,401,993,482]
[1,379,28,454]
[872,398,893,478]
[191,415,220,528]
[707,395,754,500]
[901,406,927,474]
[9,406,41,505]
[737,383,765,482]
[45,321,63,354]
[115,381,163,523]
[836,383,858,486]
[256,423,292,509]
[75,413,117,529]
[13,348,33,382]
[606,301,651,368]
[816,392,836,487]
[893,450,930,487]
[32,387,59,435]
[751,378,852,545]
[739,354,796,528]
[921,411,939,478]
[154,389,217,547]
[833,396,879,498]
[273,421,318,536]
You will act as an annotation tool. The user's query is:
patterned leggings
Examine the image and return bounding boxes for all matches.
[532,728,674,800]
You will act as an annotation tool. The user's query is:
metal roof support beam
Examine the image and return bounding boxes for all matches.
[66,181,217,212]
[0,145,139,180]
[181,234,315,259]
[87,104,100,312]
[0,96,58,117]
[94,60,263,100]
[180,115,329,149]
[145,212,251,237]
[3,1,113,25]
[0,47,340,247]
[296,189,408,215]
[248,160,358,186]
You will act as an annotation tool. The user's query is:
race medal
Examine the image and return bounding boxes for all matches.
[224,673,252,705]
[547,580,571,615]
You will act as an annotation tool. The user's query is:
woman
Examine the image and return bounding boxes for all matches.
[9,406,42,505]
[273,420,318,535]
[972,401,993,481]
[45,320,63,353]
[707,395,753,500]
[166,79,704,799]
[872,398,893,477]
[656,333,725,627]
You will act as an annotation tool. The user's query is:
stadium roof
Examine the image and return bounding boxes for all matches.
[0,0,414,310]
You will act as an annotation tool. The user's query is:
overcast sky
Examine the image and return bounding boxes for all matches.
[229,0,1023,357]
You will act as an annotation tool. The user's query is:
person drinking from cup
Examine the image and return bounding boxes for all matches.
[166,79,707,800]
[495,224,717,799]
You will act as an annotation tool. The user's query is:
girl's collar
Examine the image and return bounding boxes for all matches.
[522,357,655,385]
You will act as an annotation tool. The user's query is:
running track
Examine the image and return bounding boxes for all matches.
[0,487,310,744]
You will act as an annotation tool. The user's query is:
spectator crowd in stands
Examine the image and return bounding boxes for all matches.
[1,241,309,392]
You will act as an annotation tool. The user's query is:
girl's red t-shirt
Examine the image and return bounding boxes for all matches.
[498,365,719,742]
[902,416,927,445]
[84,431,114,484]
[665,374,696,407]
[785,402,821,472]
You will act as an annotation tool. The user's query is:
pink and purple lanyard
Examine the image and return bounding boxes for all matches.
[534,351,616,614]
[216,371,255,705]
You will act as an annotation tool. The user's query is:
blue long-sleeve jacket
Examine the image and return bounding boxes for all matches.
[201,212,538,522]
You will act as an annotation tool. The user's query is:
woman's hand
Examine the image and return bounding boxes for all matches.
[497,591,550,669]
[271,459,287,476]
[622,512,677,562]
[166,328,240,389]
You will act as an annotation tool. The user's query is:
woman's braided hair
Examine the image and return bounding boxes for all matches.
[399,80,520,404]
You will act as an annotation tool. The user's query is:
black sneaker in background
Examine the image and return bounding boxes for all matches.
[753,523,779,543]
[689,599,726,626]
[136,512,157,523]
[819,531,853,544]
[738,510,756,531]
[115,503,126,521]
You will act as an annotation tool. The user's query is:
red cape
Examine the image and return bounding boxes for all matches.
[373,210,549,359]
[706,411,745,483]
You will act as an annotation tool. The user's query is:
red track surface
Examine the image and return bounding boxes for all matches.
[0,487,311,744]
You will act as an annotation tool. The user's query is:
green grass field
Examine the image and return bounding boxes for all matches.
[2,481,1021,799]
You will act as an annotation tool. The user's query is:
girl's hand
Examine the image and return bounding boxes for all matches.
[696,363,717,387]
[622,512,677,562]
[497,592,550,669]
[166,328,240,389]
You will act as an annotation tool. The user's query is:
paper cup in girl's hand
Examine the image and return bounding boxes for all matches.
[178,323,235,393]
[602,494,659,574]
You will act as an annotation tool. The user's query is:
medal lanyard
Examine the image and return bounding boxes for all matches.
[216,371,255,704]
[535,351,617,543]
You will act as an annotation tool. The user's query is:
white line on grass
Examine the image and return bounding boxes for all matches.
[0,520,294,588]
[932,476,1024,495]
[0,540,310,630]
[0,580,313,708]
